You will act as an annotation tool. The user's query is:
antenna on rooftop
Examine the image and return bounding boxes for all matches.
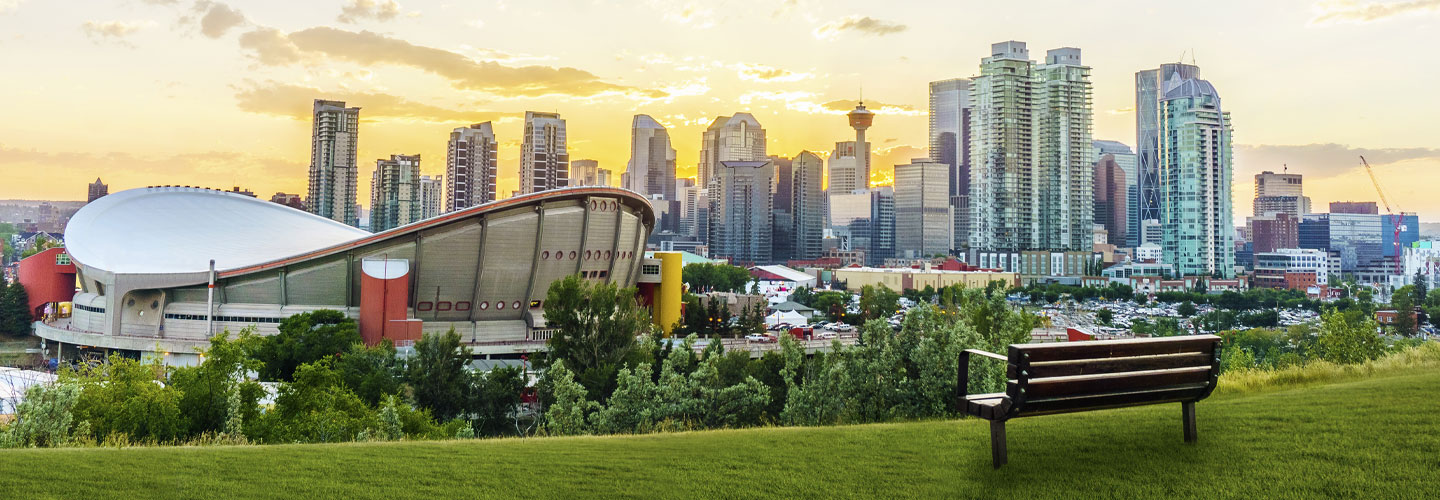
[859,84,864,106]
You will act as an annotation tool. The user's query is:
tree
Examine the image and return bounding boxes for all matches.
[69,355,187,443]
[20,234,62,259]
[406,329,471,421]
[338,341,404,406]
[0,281,34,338]
[858,284,900,321]
[812,291,849,323]
[1413,270,1429,309]
[680,263,752,293]
[1390,285,1418,337]
[254,309,361,382]
[544,274,651,398]
[168,329,265,438]
[1177,301,1197,317]
[467,365,525,436]
[257,358,378,443]
[1095,308,1114,326]
[1315,309,1384,365]
[2,382,82,447]
[789,286,816,307]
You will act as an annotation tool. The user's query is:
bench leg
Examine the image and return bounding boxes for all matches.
[1182,401,1197,443]
[990,420,1007,468]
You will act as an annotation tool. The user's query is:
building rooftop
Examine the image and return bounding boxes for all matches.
[65,187,370,275]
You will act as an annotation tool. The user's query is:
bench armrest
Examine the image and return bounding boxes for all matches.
[959,348,1009,400]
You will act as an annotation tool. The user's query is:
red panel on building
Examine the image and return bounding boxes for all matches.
[359,259,413,346]
[17,247,77,317]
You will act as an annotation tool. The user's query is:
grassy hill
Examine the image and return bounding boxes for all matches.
[2,367,1438,499]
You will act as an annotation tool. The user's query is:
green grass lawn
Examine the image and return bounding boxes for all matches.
[3,368,1439,499]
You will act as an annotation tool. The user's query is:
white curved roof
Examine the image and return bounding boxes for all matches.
[66,187,370,275]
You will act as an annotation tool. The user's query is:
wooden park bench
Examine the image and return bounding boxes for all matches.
[958,335,1223,468]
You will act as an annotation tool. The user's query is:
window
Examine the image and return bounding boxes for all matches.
[55,253,70,266]
[642,264,660,275]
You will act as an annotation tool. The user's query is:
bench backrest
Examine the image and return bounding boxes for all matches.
[1002,335,1222,418]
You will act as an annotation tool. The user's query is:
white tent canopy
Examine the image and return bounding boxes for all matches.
[765,310,809,326]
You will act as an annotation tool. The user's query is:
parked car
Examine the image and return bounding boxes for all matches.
[745,334,771,343]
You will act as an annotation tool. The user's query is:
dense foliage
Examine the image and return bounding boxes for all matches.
[680,263,753,293]
[0,281,33,338]
[253,310,362,382]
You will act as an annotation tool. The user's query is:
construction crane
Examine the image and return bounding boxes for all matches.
[1360,156,1405,275]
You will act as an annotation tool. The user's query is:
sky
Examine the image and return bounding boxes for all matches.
[1,0,1439,224]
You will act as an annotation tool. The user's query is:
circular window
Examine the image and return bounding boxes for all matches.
[554,249,564,259]
[568,251,577,260]
[479,302,489,310]
[584,250,592,260]
[605,250,613,260]
[541,251,550,260]
[497,301,506,310]
[590,200,598,210]
[127,299,135,307]
[513,301,522,310]
[151,300,159,310]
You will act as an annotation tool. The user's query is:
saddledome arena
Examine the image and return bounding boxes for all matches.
[37,185,657,365]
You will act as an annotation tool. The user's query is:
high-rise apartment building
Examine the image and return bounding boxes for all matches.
[970,41,1036,254]
[869,187,896,266]
[929,78,973,251]
[894,159,952,258]
[1093,154,1128,246]
[1034,47,1094,251]
[418,175,443,221]
[520,111,568,194]
[1253,170,1310,217]
[708,160,774,264]
[1136,63,1200,225]
[87,178,108,203]
[446,122,497,212]
[698,113,766,189]
[1094,140,1138,246]
[676,178,698,238]
[370,154,421,232]
[308,99,361,226]
[1158,75,1234,278]
[270,192,305,211]
[626,114,677,200]
[791,151,826,261]
[969,41,1093,261]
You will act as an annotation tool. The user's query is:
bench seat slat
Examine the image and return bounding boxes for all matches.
[1012,335,1220,363]
[1016,383,1210,417]
[1012,366,1212,399]
[1009,352,1213,379]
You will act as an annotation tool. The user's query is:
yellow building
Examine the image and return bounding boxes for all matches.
[833,267,1018,291]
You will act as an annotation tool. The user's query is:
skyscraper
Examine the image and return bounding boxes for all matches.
[87,178,108,203]
[1093,154,1128,246]
[370,154,421,232]
[770,155,795,263]
[970,41,1037,254]
[676,178,698,237]
[626,114,677,200]
[698,113,766,189]
[869,187,896,266]
[520,111,568,194]
[308,99,361,226]
[791,151,826,261]
[929,78,973,251]
[418,175,443,221]
[894,159,952,258]
[1034,47,1094,251]
[446,122,497,212]
[1253,170,1311,217]
[1094,140,1138,246]
[708,160,774,264]
[1136,62,1201,225]
[1159,75,1234,278]
[571,159,602,186]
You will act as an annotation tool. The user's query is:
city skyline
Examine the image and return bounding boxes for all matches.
[2,1,1439,224]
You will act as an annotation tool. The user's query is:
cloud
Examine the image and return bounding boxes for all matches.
[812,15,908,40]
[733,63,812,83]
[239,27,660,98]
[80,20,149,46]
[338,0,403,23]
[654,1,716,28]
[233,82,514,123]
[1310,0,1440,24]
[195,1,245,38]
[1234,143,1440,180]
[238,28,301,65]
[819,99,923,116]
[0,0,25,14]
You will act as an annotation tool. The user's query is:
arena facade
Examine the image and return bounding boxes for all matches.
[36,186,657,365]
